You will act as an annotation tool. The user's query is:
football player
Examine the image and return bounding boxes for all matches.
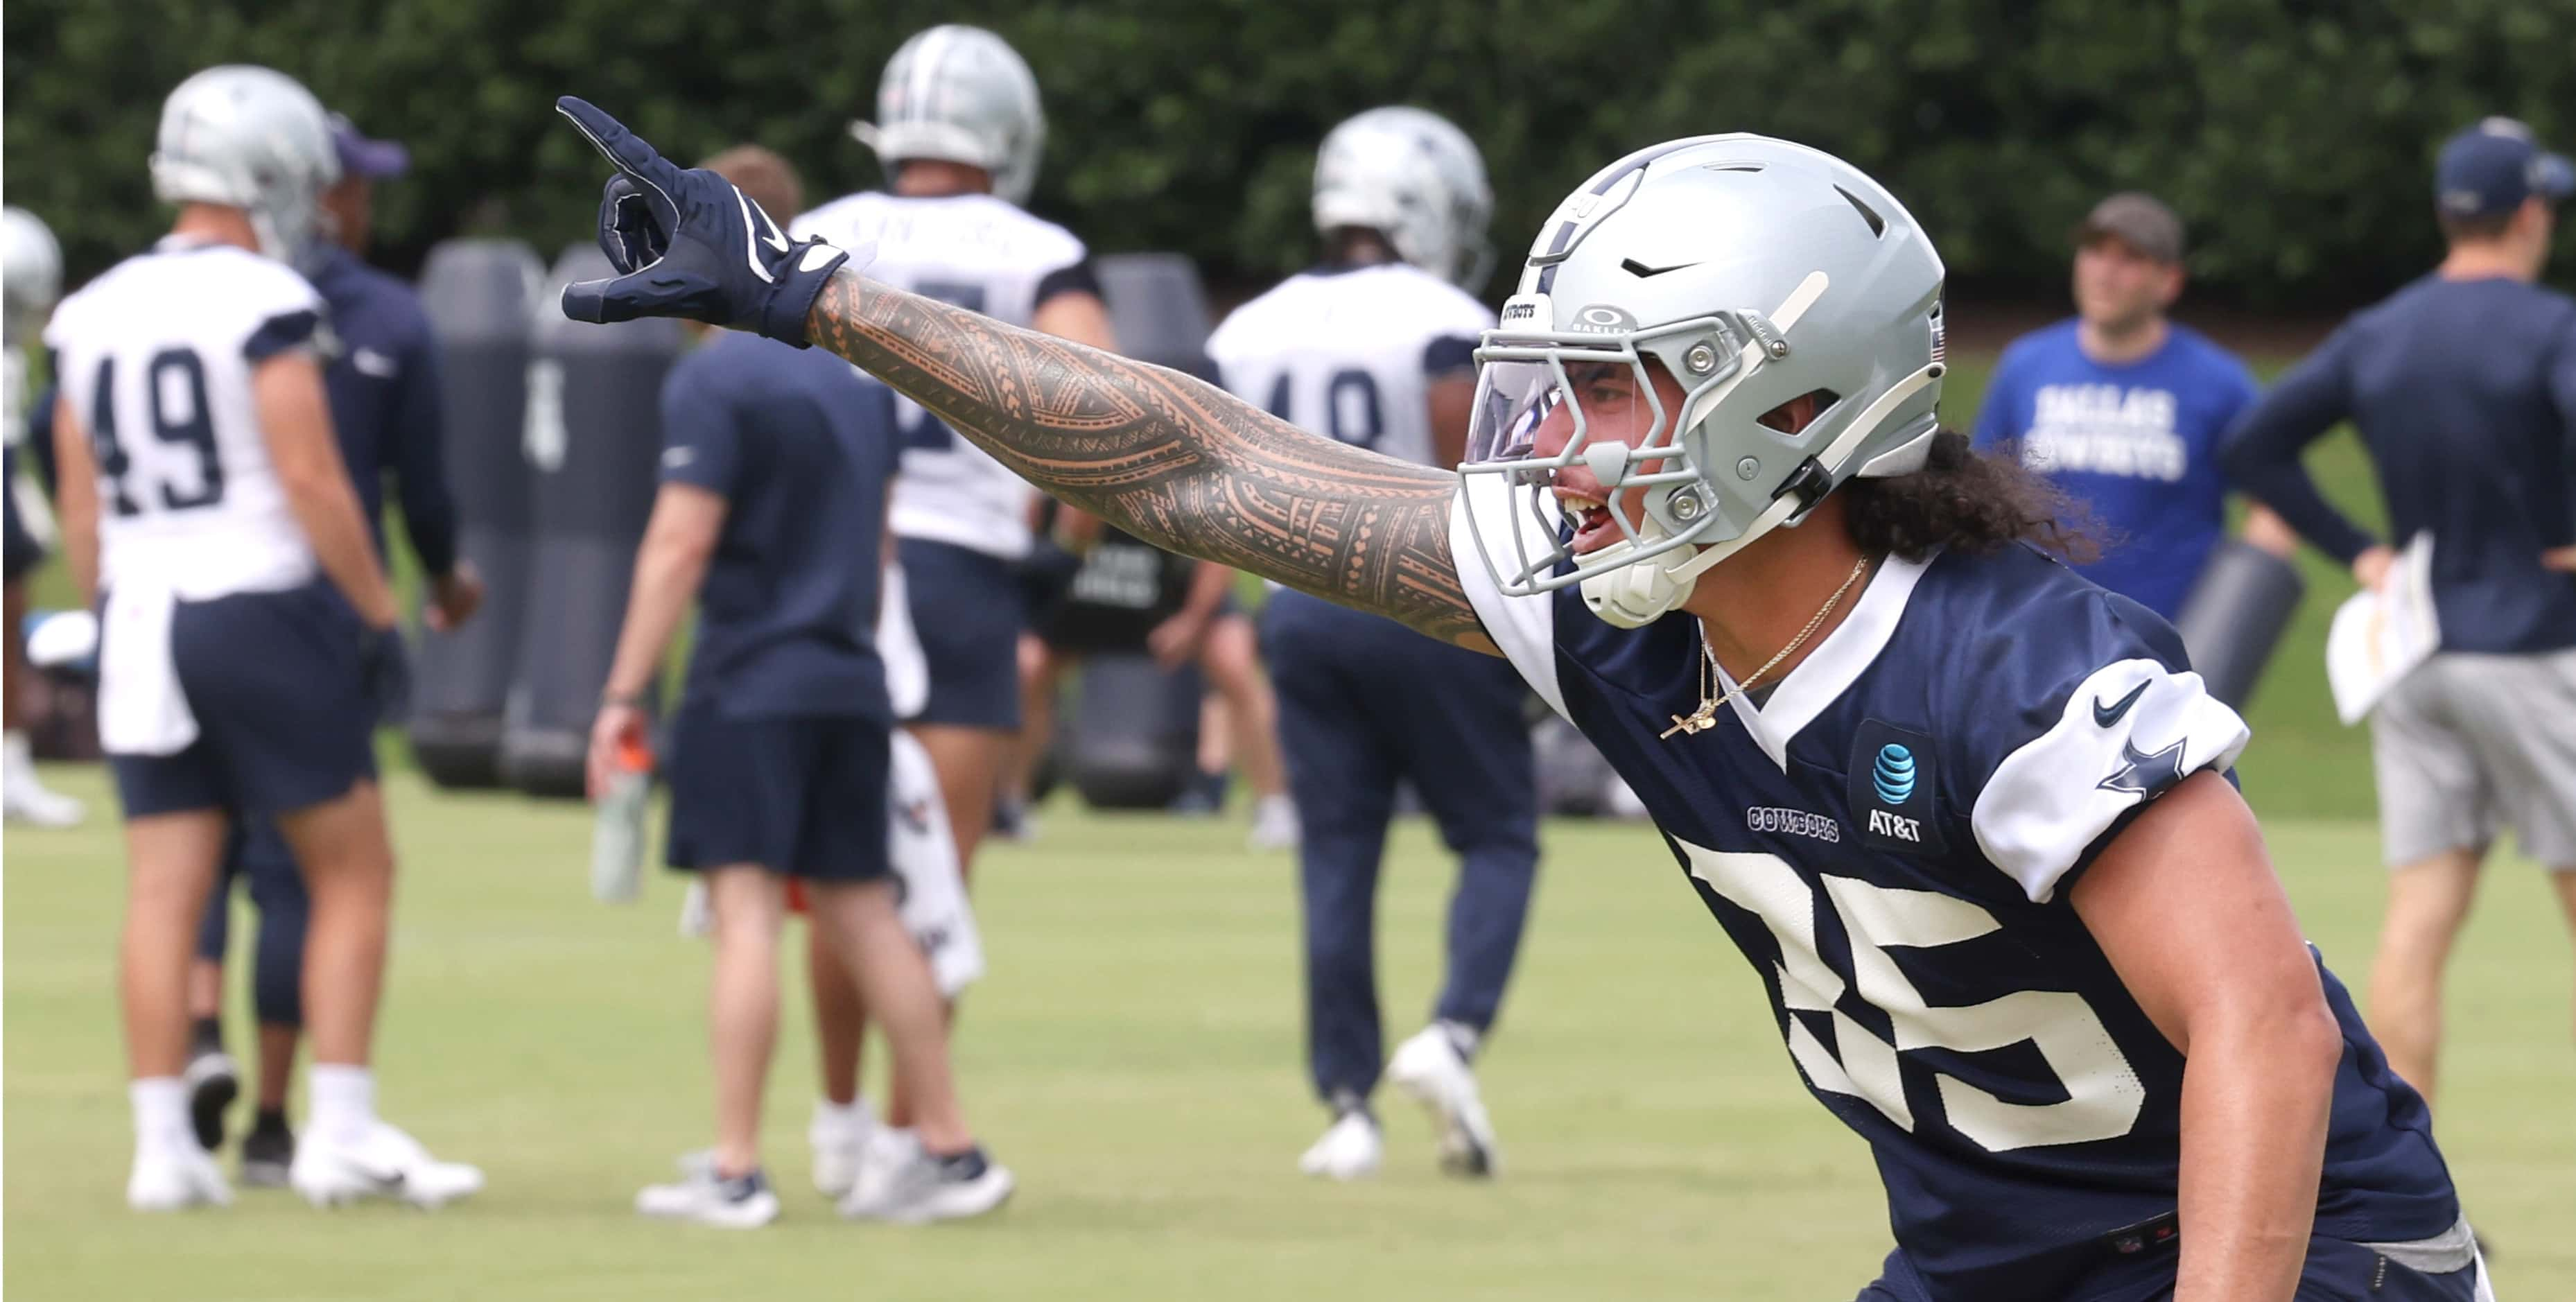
[2,205,84,826]
[52,65,479,1212]
[1203,108,1538,1181]
[184,110,485,1188]
[787,21,1117,1195]
[553,102,2487,1301]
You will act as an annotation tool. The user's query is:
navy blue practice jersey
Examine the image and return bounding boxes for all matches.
[1451,478,2460,1300]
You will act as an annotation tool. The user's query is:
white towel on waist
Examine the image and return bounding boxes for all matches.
[889,729,984,998]
[877,562,930,722]
[97,581,199,756]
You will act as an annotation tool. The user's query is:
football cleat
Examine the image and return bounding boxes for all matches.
[182,1045,240,1154]
[1297,1109,1383,1181]
[1246,795,1301,852]
[1,775,85,827]
[1387,1025,1499,1178]
[638,1163,780,1229]
[128,1141,234,1211]
[839,1145,1013,1224]
[289,1120,484,1209]
[238,1117,295,1188]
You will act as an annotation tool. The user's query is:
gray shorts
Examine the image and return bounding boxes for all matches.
[2371,648,2576,868]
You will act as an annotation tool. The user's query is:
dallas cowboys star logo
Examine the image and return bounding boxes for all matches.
[2096,737,2187,797]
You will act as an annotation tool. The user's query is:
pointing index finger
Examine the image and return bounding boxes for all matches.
[555,96,681,198]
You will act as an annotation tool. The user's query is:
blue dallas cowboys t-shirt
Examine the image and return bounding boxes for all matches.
[1972,321,2260,619]
[1451,479,2458,1301]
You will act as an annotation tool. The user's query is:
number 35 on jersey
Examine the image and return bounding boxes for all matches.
[1683,840,2145,1154]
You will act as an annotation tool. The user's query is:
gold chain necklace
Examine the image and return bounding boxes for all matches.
[1662,554,1874,740]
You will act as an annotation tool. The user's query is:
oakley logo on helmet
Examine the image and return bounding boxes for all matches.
[1567,304,1638,334]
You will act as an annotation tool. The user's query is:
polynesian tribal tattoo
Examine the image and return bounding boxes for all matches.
[807,270,1492,650]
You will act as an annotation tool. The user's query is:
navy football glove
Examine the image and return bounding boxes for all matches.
[553,96,853,347]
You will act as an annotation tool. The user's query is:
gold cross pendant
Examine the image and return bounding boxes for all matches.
[1661,709,1716,740]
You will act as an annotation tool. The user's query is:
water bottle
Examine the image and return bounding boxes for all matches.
[590,732,651,903]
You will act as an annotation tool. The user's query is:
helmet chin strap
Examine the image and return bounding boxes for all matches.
[1578,496,1802,629]
[1576,360,1942,629]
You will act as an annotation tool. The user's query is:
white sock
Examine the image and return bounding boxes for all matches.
[2,730,31,783]
[1437,1019,1483,1062]
[308,1064,377,1144]
[130,1077,192,1152]
[813,1096,871,1140]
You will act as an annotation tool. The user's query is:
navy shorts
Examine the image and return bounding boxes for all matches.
[897,537,1022,730]
[3,446,46,584]
[664,703,893,882]
[108,582,376,819]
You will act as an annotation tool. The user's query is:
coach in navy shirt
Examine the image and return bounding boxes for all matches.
[2224,116,2576,1115]
[311,116,480,627]
[586,147,1006,1226]
[1974,192,2290,619]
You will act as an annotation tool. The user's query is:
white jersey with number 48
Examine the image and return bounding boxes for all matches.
[1206,262,1493,471]
[794,191,1093,561]
[44,238,326,600]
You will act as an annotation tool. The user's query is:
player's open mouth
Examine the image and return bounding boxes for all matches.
[1557,491,1617,553]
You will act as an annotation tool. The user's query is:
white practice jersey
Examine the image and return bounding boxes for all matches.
[45,239,326,600]
[3,343,31,451]
[794,191,1093,560]
[1206,262,1492,470]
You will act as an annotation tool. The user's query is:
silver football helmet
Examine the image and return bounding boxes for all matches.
[852,25,1046,207]
[1459,134,1946,628]
[149,64,340,268]
[1312,106,1495,288]
[2,206,63,347]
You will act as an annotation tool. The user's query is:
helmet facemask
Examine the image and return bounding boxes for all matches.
[1461,274,1865,627]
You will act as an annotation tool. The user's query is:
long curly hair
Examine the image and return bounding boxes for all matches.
[1837,430,2099,564]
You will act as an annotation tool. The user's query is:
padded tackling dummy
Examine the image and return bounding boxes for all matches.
[1050,253,1225,808]
[1092,252,1220,380]
[498,245,682,797]
[1068,654,1206,810]
[2170,537,2306,713]
[410,239,543,788]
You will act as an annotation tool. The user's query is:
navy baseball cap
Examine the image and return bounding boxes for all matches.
[2435,117,2573,218]
[329,113,410,180]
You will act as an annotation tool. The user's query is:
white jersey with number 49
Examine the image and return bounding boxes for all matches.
[1206,263,1493,471]
[44,238,326,600]
[794,191,1093,561]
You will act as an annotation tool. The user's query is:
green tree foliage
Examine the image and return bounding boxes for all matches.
[6,0,2570,304]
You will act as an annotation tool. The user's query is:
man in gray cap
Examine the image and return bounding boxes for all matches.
[183,110,484,1183]
[1974,192,2292,622]
[2225,116,2576,1113]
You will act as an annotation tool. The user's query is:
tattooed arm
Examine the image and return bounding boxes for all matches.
[806,271,1497,652]
[544,96,1487,647]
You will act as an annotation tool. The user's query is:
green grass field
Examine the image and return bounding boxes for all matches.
[6,768,2570,1300]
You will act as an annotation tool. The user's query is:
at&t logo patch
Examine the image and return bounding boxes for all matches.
[1850,721,1947,856]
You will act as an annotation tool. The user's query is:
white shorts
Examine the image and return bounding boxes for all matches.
[2370,649,2576,868]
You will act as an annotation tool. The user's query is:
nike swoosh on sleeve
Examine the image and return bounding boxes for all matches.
[2091,679,2150,727]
